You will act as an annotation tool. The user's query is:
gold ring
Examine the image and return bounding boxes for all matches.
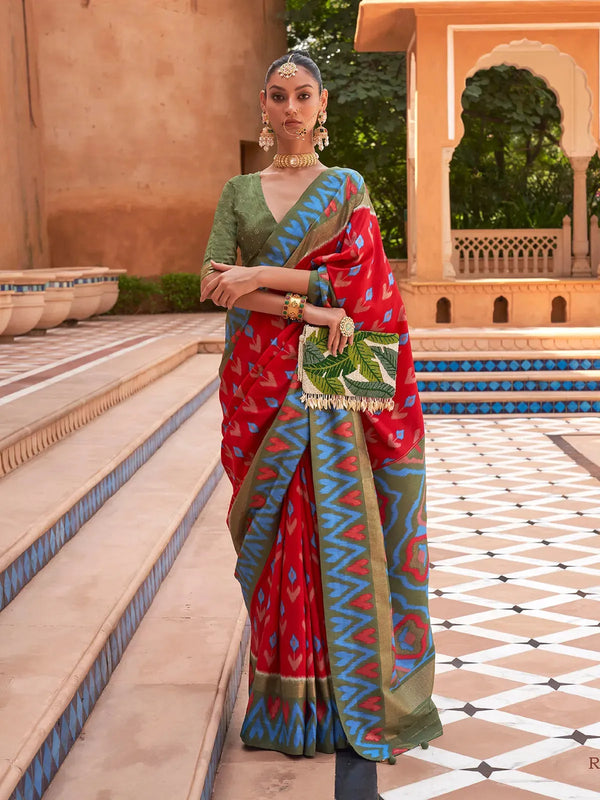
[339,316,355,337]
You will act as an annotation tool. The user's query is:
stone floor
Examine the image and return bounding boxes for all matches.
[0,313,225,402]
[2,315,599,799]
[213,415,600,800]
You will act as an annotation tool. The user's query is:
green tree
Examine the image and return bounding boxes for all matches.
[286,0,408,256]
[451,66,573,229]
[286,6,598,246]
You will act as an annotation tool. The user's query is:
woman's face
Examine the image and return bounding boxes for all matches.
[260,65,327,146]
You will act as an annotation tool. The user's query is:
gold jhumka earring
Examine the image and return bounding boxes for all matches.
[259,111,275,151]
[313,110,329,151]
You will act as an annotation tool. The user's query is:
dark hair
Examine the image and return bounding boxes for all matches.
[264,52,323,92]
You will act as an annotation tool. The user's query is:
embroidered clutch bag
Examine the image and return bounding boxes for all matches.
[297,324,399,412]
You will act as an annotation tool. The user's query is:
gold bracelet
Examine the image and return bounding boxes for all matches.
[283,292,307,322]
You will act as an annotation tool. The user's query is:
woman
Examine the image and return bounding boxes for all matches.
[201,51,442,800]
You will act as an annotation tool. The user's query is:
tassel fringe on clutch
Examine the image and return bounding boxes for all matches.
[300,393,395,413]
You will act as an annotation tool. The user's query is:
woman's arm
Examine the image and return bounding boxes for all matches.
[210,286,351,356]
[201,261,310,306]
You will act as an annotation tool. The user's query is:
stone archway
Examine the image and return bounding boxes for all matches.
[447,40,597,275]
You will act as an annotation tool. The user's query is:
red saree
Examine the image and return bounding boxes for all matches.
[205,167,442,760]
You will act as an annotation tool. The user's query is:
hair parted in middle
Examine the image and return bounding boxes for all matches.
[264,51,323,92]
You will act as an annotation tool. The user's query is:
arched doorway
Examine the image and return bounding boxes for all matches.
[444,40,597,279]
[450,65,573,277]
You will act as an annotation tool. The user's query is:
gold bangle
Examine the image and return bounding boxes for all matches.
[339,315,355,337]
[283,292,307,322]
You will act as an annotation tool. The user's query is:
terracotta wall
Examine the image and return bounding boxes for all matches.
[33,0,286,277]
[0,0,49,270]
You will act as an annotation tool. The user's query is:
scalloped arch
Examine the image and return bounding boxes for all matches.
[455,40,596,158]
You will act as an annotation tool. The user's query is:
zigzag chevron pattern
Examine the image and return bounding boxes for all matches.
[217,166,441,760]
[374,455,437,685]
[310,411,442,760]
[234,387,309,608]
[240,680,347,755]
[262,169,364,267]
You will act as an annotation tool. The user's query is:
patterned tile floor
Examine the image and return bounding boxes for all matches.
[2,315,599,798]
[410,415,600,800]
[212,415,600,800]
[0,313,225,399]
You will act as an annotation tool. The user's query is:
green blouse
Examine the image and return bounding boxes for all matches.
[202,173,277,270]
[202,169,342,305]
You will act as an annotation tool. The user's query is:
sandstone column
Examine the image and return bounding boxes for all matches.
[407,52,417,277]
[570,156,592,276]
[442,146,456,279]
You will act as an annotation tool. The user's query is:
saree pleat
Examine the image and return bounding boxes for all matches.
[241,446,348,755]
[208,167,442,761]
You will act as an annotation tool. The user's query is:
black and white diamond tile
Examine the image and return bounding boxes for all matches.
[382,415,600,800]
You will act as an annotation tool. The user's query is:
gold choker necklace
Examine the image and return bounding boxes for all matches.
[273,152,319,169]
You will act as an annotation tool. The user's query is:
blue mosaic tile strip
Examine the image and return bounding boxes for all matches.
[414,357,600,374]
[423,399,600,415]
[0,377,219,614]
[419,378,600,393]
[9,461,223,800]
[200,619,250,800]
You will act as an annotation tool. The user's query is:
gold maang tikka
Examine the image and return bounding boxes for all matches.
[278,54,298,79]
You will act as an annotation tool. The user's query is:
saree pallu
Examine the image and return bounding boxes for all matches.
[218,168,442,761]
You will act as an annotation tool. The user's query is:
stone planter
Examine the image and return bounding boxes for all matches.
[33,271,75,329]
[0,273,45,337]
[60,267,107,321]
[0,284,14,337]
[97,269,126,315]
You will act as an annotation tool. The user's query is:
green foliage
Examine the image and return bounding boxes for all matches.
[111,273,218,315]
[159,273,203,313]
[286,0,407,256]
[451,66,574,229]
[286,3,597,237]
[110,275,164,315]
[587,154,600,219]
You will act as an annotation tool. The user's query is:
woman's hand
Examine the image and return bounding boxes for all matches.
[201,261,260,308]
[303,304,354,356]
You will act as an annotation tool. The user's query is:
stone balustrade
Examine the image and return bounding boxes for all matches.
[0,268,125,340]
[451,218,572,278]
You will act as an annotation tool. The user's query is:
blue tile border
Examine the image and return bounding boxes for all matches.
[418,378,600,393]
[423,399,600,415]
[415,357,600,374]
[200,619,250,800]
[9,460,224,800]
[0,377,219,613]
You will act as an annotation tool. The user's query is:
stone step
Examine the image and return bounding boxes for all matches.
[409,326,600,352]
[418,369,600,393]
[0,395,223,800]
[0,353,221,613]
[41,478,247,800]
[421,390,600,416]
[0,334,201,477]
[414,352,600,374]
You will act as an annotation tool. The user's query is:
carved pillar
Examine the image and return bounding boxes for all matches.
[570,156,592,276]
[407,52,417,277]
[590,214,600,277]
[442,146,456,279]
